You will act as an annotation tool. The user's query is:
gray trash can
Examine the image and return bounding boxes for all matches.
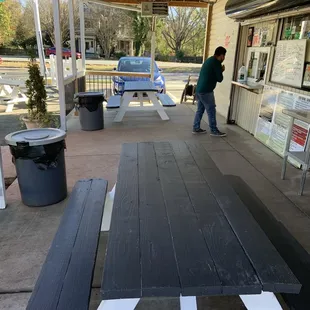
[75,92,105,131]
[5,128,67,207]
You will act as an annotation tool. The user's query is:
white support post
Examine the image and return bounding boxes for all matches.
[79,0,86,72]
[53,0,67,131]
[33,0,47,77]
[68,0,77,78]
[150,17,156,82]
[0,147,6,210]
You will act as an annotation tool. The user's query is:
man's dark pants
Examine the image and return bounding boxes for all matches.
[193,92,217,132]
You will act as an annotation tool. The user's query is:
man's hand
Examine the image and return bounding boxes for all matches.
[222,64,226,72]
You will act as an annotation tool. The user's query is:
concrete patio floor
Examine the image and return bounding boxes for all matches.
[0,103,309,309]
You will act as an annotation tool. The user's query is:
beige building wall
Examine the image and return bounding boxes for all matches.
[208,0,239,119]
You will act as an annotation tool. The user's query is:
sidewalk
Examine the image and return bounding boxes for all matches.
[0,104,309,309]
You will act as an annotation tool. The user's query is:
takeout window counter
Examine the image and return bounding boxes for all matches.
[232,46,271,95]
[231,81,264,94]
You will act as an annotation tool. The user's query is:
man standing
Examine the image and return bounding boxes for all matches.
[193,46,227,137]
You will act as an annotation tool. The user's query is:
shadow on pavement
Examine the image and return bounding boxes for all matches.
[0,114,21,146]
[227,175,310,310]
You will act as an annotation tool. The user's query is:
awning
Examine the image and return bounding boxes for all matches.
[225,0,310,20]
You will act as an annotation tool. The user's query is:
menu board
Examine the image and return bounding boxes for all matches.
[291,121,309,152]
[259,85,278,122]
[255,86,279,144]
[271,40,307,88]
[273,91,295,130]
[255,86,310,164]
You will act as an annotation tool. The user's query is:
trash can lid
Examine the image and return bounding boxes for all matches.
[5,128,66,147]
[75,92,104,98]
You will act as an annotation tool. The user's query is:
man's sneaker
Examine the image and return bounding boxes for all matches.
[192,128,207,134]
[210,130,227,137]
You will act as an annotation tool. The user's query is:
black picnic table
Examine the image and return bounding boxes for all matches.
[100,141,300,308]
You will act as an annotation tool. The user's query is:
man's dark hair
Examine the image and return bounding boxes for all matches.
[214,46,227,56]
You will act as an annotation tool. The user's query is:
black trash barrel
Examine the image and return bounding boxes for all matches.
[75,92,105,131]
[5,128,67,207]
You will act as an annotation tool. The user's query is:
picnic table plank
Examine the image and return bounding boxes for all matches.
[170,141,262,295]
[57,179,108,310]
[124,81,157,92]
[186,141,301,294]
[27,180,92,310]
[138,142,180,297]
[154,142,222,296]
[101,144,141,300]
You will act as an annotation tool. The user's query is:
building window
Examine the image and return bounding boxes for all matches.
[281,15,310,40]
[268,14,310,90]
[248,21,277,47]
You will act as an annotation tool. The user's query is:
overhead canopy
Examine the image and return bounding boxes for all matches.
[89,0,214,8]
[225,0,310,20]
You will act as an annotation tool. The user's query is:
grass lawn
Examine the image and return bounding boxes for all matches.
[1,61,200,74]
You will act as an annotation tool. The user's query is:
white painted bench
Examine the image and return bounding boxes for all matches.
[156,93,176,107]
[106,95,121,109]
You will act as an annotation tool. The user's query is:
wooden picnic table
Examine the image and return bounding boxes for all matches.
[0,77,27,112]
[99,141,301,310]
[113,81,170,122]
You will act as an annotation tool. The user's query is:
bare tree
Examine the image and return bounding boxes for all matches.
[38,0,79,46]
[17,0,79,47]
[162,8,206,57]
[89,4,132,59]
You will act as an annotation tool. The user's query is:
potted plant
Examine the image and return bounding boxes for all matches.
[22,56,59,129]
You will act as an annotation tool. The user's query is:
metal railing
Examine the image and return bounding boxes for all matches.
[85,71,151,99]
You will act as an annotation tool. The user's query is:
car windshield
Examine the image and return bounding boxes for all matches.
[118,59,158,73]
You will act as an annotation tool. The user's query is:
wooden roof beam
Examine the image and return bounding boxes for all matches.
[100,0,212,8]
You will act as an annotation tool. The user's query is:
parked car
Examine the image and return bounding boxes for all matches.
[113,57,166,95]
[45,47,81,59]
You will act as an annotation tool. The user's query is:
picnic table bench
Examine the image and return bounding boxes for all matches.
[27,179,108,310]
[0,77,28,112]
[99,141,301,310]
[107,81,175,122]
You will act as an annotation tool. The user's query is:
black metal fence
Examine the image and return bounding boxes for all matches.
[85,71,152,99]
[86,73,113,98]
